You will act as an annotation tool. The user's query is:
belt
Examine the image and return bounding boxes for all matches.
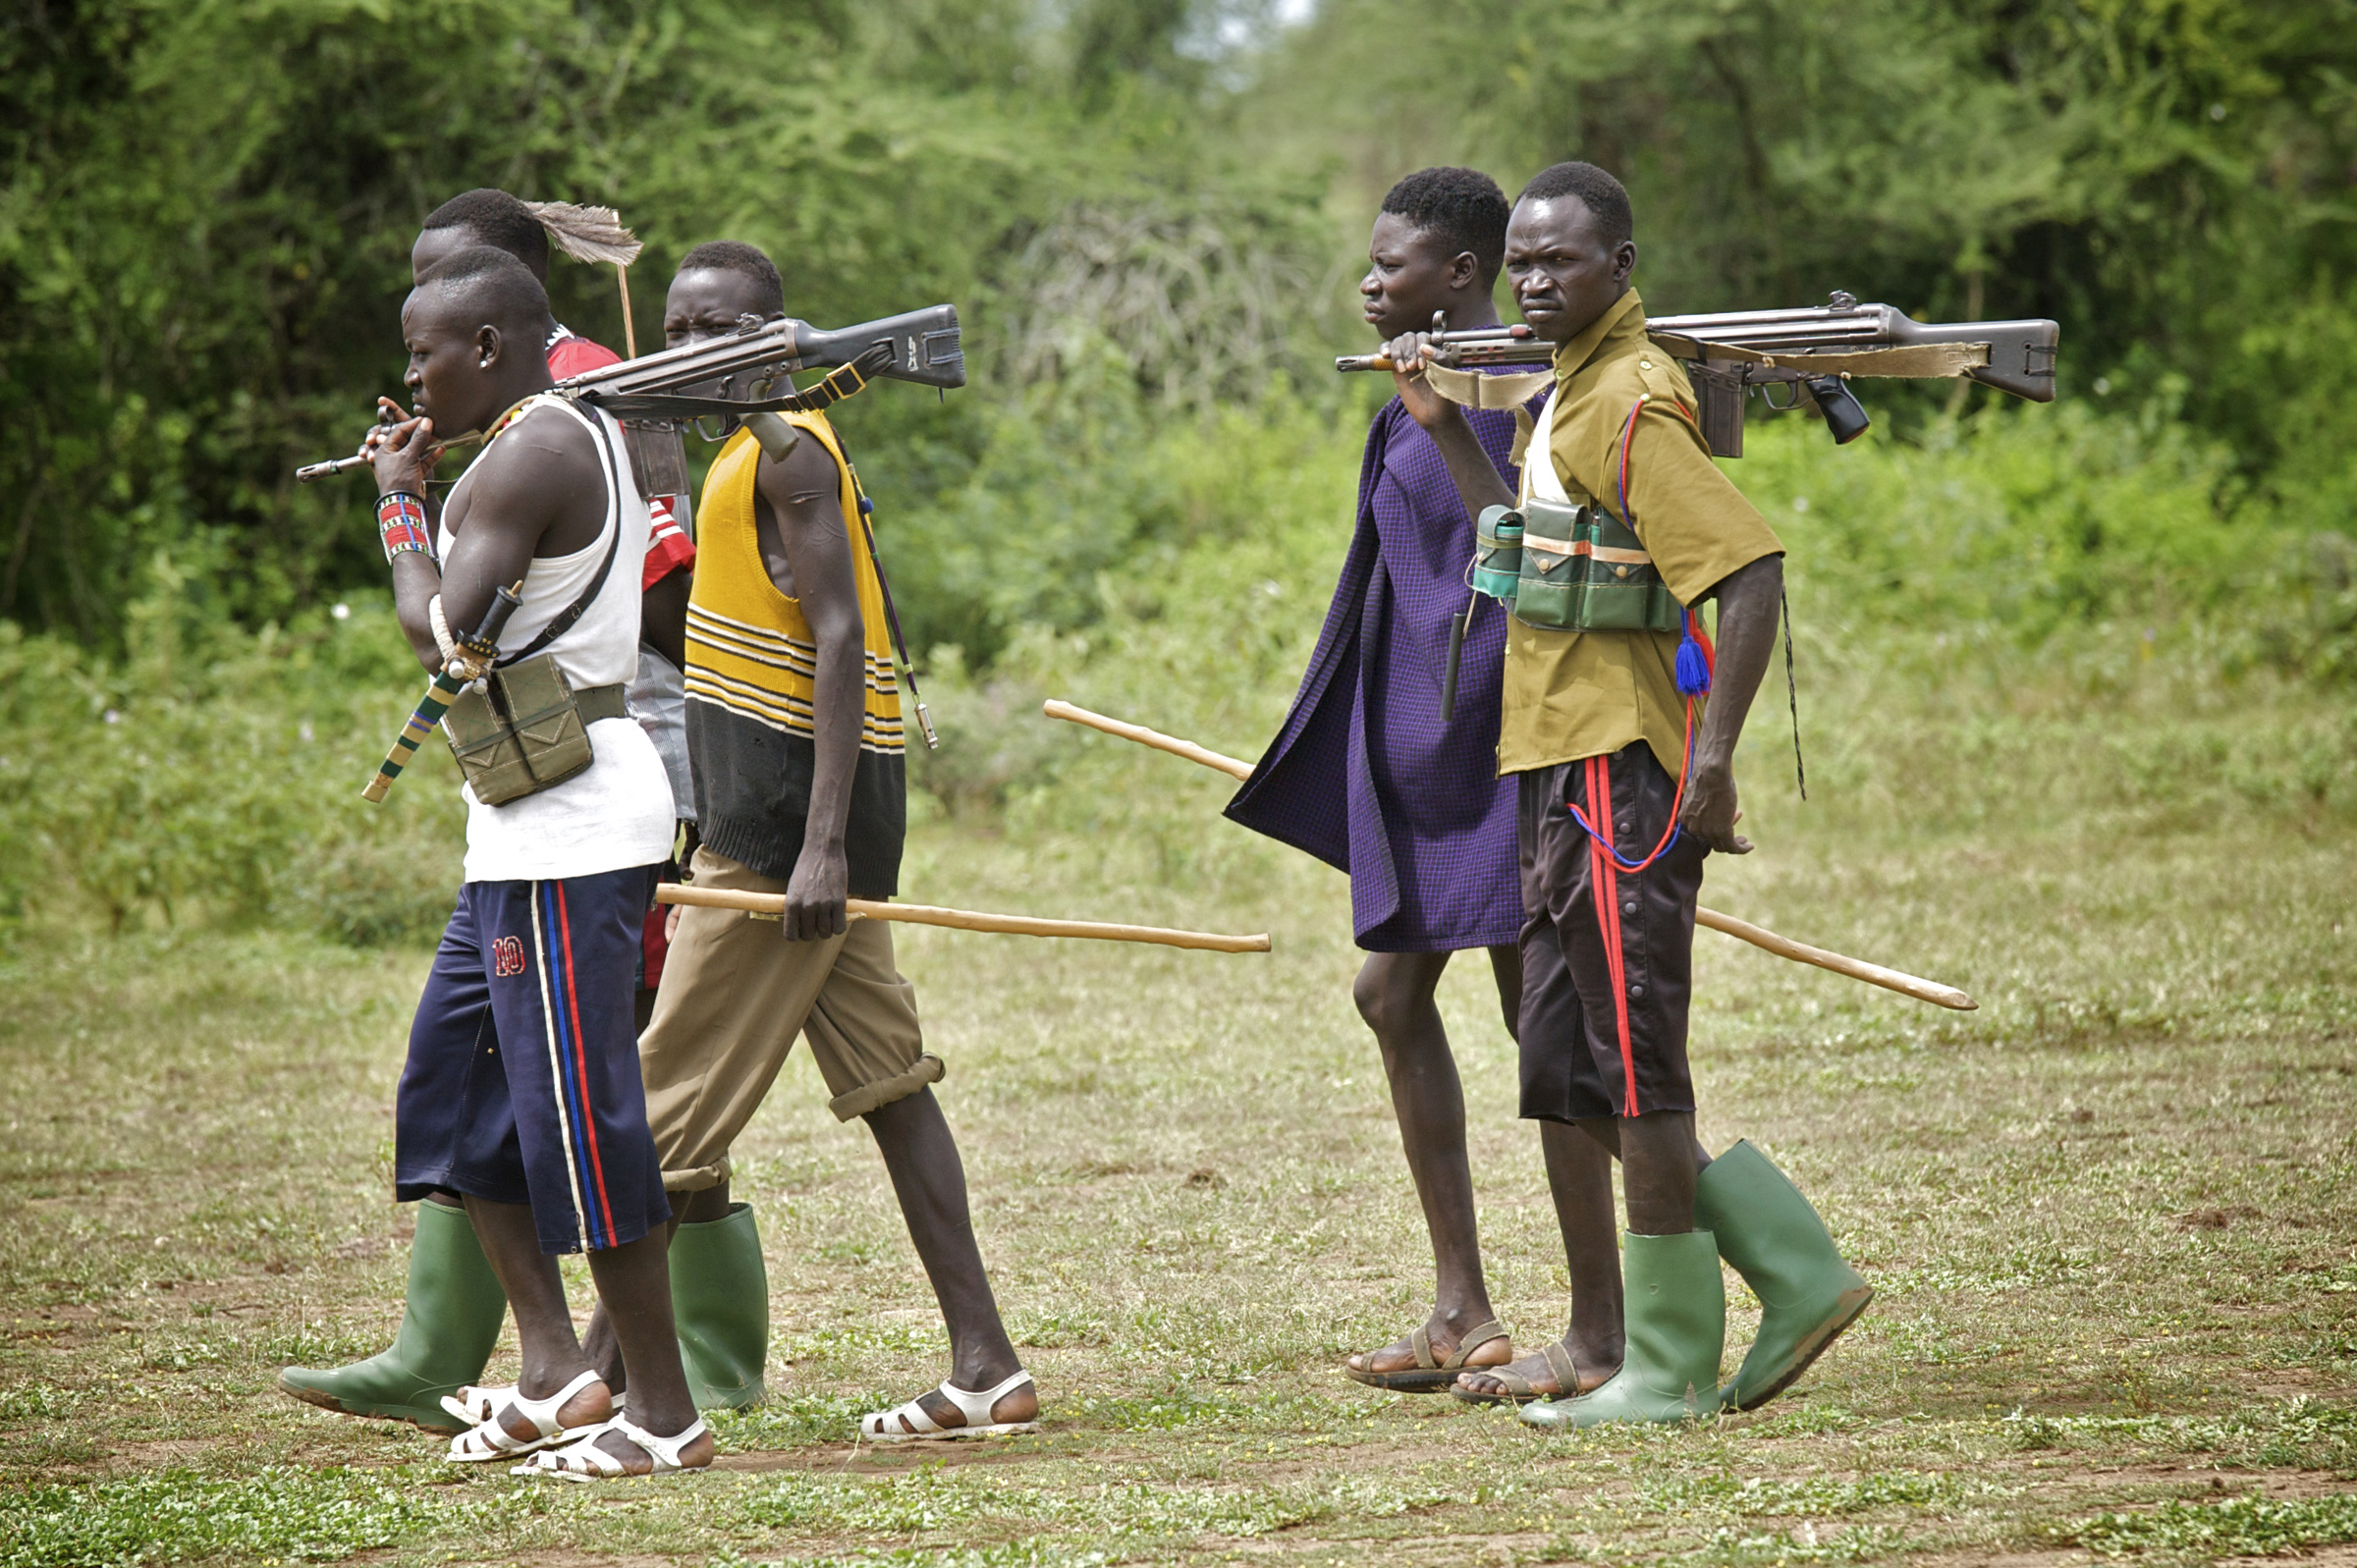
[574,683,629,723]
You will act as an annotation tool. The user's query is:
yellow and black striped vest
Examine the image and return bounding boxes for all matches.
[683,413,905,896]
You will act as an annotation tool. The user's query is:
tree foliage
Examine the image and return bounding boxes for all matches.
[1246,0,2357,486]
[0,0,1322,650]
[5,0,2354,660]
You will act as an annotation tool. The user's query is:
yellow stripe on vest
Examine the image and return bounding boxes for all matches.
[685,415,904,755]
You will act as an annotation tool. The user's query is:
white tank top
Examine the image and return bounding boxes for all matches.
[438,396,677,883]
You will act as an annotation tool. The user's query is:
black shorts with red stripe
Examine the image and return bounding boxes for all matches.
[395,865,673,1256]
[1515,740,1708,1122]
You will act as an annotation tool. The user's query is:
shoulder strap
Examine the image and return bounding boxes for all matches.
[497,403,626,668]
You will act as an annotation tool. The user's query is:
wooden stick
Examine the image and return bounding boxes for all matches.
[654,883,1269,954]
[1692,907,1974,1009]
[1041,697,1977,1010]
[1042,699,1253,783]
[616,262,637,359]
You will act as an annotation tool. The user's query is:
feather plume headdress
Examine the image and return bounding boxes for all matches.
[523,201,643,267]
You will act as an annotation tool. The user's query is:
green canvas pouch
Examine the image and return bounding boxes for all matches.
[1509,495,1583,629]
[1508,495,1685,634]
[442,654,600,806]
[1470,506,1524,601]
[1580,506,1685,632]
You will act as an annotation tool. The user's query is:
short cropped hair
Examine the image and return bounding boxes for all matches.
[413,245,553,340]
[677,241,786,316]
[1381,166,1510,285]
[1518,162,1634,248]
[422,189,549,278]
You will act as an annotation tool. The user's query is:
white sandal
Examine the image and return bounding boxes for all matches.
[444,1369,606,1463]
[514,1416,711,1481]
[443,1381,624,1427]
[859,1371,1039,1441]
[439,1383,511,1428]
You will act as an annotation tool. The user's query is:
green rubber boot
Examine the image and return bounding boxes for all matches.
[277,1199,508,1433]
[1695,1139,1874,1411]
[670,1202,769,1409]
[1521,1230,1725,1431]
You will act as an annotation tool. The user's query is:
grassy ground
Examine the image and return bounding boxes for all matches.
[2,646,2355,1567]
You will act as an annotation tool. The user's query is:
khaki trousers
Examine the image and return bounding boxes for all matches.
[639,847,941,1193]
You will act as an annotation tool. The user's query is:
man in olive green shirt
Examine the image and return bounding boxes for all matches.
[1388,162,1870,1428]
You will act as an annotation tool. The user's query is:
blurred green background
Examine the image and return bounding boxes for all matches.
[3,0,2354,939]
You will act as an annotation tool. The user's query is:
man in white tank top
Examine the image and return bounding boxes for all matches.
[325,246,710,1478]
[281,190,702,1442]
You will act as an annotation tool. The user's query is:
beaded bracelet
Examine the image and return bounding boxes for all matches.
[376,492,433,562]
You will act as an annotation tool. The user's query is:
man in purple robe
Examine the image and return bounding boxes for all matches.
[1227,168,1538,1390]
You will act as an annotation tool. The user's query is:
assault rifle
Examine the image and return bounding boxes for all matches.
[295,304,964,480]
[1336,293,2058,457]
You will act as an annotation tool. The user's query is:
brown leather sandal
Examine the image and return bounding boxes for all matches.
[1343,1319,1509,1392]
[1449,1340,1601,1406]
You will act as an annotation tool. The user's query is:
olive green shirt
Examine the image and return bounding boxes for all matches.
[1496,289,1784,778]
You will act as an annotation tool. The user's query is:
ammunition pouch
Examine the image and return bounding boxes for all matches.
[443,655,628,806]
[1470,508,1524,600]
[1470,498,1682,633]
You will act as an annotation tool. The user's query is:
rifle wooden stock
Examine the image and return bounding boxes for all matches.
[655,883,1269,953]
[1042,698,1977,1010]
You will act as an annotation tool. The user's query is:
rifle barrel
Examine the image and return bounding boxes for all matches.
[296,453,374,483]
[561,304,966,408]
[296,305,966,480]
[1337,298,2057,402]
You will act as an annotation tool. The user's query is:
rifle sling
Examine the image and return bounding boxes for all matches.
[1424,364,1555,409]
[497,407,627,669]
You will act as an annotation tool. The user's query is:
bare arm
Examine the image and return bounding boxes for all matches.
[641,567,690,674]
[371,406,592,672]
[1678,553,1783,854]
[1382,330,1517,518]
[752,434,864,942]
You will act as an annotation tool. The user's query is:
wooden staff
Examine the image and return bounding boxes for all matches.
[1042,698,1977,1010]
[655,883,1269,954]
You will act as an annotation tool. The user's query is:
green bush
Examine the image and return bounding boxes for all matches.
[0,558,463,942]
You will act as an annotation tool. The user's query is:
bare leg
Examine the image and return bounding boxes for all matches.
[864,1088,1035,1428]
[1453,1100,1714,1401]
[1617,1109,1702,1236]
[580,1183,729,1393]
[1453,1120,1623,1399]
[1484,942,1521,1038]
[1344,949,1511,1378]
[462,1198,611,1439]
[466,1197,711,1471]
[578,1228,706,1463]
[1575,1115,1714,1174]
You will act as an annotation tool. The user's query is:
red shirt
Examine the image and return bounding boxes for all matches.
[544,326,694,590]
[545,325,621,381]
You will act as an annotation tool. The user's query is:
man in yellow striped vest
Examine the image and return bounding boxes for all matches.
[581,242,1036,1440]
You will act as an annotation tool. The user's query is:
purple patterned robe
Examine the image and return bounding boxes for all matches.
[1226,390,1530,951]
